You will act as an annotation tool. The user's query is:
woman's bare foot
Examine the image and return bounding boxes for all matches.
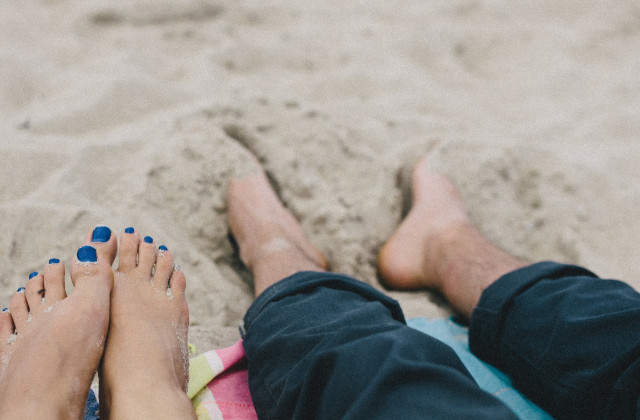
[378,157,527,319]
[0,226,115,419]
[98,227,194,420]
[227,155,327,297]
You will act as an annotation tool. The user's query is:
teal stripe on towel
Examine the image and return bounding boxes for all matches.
[407,317,553,420]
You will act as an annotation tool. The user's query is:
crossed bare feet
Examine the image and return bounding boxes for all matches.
[227,150,526,321]
[0,226,194,419]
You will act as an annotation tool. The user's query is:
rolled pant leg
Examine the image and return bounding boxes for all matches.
[470,261,640,419]
[243,271,517,420]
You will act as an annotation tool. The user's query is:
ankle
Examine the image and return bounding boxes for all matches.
[429,221,483,292]
[252,247,326,296]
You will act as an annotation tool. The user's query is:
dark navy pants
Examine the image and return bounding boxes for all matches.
[242,262,640,419]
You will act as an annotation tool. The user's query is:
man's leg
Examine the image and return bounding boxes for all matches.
[378,156,528,319]
[379,156,640,419]
[228,155,517,419]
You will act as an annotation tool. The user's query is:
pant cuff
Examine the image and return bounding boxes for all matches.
[469,261,598,365]
[243,271,406,336]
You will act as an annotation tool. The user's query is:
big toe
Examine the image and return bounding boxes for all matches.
[70,245,114,298]
[82,226,118,266]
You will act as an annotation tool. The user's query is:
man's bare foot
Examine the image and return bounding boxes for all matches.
[0,226,115,419]
[98,227,194,420]
[378,156,474,291]
[227,155,327,297]
[378,157,528,319]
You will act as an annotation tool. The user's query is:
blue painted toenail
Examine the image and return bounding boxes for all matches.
[29,272,38,279]
[1,308,8,312]
[92,226,111,243]
[49,258,60,264]
[144,236,153,244]
[125,227,135,234]
[159,245,168,251]
[77,246,98,263]
[17,287,25,293]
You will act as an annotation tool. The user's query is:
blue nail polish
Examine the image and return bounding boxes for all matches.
[144,236,153,244]
[91,226,111,243]
[125,227,135,234]
[17,287,25,293]
[159,245,168,251]
[29,272,38,279]
[77,246,98,263]
[1,308,8,312]
[49,258,60,264]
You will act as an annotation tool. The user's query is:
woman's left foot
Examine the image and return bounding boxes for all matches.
[98,228,194,419]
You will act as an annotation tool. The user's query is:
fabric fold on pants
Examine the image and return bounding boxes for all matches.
[243,271,517,420]
[470,261,640,420]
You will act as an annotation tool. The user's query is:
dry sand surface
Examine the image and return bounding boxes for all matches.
[1,0,640,352]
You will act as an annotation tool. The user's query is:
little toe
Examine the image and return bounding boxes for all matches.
[168,269,187,299]
[83,226,118,266]
[9,288,29,332]
[43,258,67,302]
[24,272,45,313]
[118,227,140,272]
[0,309,14,341]
[136,236,157,278]
[152,245,174,289]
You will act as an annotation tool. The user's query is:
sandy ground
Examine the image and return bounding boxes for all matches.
[1,0,640,352]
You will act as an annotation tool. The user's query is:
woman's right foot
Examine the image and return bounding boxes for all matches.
[0,226,115,420]
[98,228,194,420]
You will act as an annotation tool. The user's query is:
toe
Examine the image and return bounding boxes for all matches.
[0,309,15,341]
[118,227,140,272]
[137,236,157,279]
[70,245,113,298]
[24,272,45,313]
[9,288,29,332]
[168,270,187,299]
[83,226,118,266]
[43,258,67,302]
[152,245,174,289]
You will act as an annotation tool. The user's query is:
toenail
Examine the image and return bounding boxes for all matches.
[144,236,153,244]
[49,258,60,264]
[159,245,168,251]
[125,227,135,234]
[17,287,25,293]
[77,245,98,263]
[28,272,38,279]
[92,226,112,243]
[2,308,8,312]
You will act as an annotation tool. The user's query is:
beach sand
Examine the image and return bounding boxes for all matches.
[1,0,639,352]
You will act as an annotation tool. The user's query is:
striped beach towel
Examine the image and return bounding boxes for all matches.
[84,318,551,419]
[188,340,257,419]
